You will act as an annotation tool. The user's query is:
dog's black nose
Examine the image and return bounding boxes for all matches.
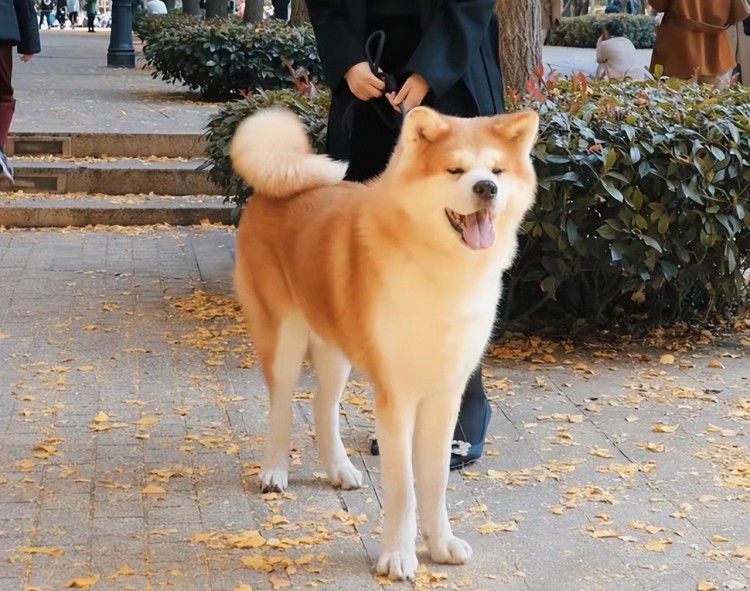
[473,180,497,200]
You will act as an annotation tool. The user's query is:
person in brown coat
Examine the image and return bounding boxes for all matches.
[649,0,749,86]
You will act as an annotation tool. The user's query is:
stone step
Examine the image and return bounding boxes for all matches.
[7,157,216,196]
[7,132,205,159]
[0,193,236,228]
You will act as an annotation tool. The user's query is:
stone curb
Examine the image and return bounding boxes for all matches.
[0,199,235,228]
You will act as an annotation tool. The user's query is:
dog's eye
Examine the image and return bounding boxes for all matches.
[447,167,464,176]
[492,168,504,175]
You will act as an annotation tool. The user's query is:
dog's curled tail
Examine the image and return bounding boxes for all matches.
[230,108,347,199]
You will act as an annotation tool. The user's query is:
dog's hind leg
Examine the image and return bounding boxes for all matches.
[257,315,308,493]
[374,394,419,580]
[309,339,362,490]
[414,392,472,565]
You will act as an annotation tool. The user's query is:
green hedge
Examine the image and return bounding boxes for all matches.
[201,88,331,205]
[138,15,323,100]
[548,15,657,49]
[507,76,749,326]
[204,78,750,326]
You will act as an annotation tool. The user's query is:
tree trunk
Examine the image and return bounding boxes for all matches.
[205,0,228,18]
[291,0,309,25]
[242,0,263,22]
[183,0,200,15]
[497,0,543,92]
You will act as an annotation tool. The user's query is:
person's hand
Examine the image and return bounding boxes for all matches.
[20,55,33,63]
[387,73,429,112]
[344,62,386,101]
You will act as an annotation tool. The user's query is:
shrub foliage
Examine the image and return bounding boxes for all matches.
[138,15,323,100]
[506,74,749,326]
[548,15,657,49]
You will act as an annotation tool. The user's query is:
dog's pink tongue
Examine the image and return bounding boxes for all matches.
[463,210,495,250]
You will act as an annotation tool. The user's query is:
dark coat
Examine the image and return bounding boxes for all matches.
[0,0,42,55]
[307,0,504,161]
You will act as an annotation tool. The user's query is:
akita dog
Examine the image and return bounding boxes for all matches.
[230,106,538,580]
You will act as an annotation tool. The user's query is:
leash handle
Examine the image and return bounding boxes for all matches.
[366,30,399,95]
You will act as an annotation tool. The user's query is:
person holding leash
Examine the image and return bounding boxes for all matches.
[0,0,40,184]
[307,0,505,470]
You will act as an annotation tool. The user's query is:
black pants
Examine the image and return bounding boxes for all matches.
[0,42,15,148]
[272,0,288,19]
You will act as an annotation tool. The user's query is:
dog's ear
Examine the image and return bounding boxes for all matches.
[402,106,450,145]
[492,111,539,154]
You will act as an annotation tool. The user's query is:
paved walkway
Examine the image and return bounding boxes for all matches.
[12,30,217,135]
[0,225,748,591]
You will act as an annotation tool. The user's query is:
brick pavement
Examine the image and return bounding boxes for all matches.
[0,225,749,591]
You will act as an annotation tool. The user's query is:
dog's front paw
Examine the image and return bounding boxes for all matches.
[259,467,288,493]
[376,550,419,581]
[326,461,363,490]
[428,535,472,565]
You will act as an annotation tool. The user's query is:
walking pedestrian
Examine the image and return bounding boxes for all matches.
[67,0,80,27]
[1,0,41,185]
[39,0,54,28]
[55,0,67,28]
[307,0,504,470]
[86,0,97,31]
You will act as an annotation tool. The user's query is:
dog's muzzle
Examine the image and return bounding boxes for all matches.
[444,179,498,250]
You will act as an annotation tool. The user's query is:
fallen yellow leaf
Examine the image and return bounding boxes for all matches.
[20,546,63,557]
[652,424,678,433]
[66,575,100,589]
[644,539,671,552]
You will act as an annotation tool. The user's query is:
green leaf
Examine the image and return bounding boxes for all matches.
[597,225,618,240]
[640,234,663,253]
[601,180,624,202]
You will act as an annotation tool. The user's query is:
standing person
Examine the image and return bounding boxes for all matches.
[649,0,749,87]
[0,0,41,184]
[596,19,644,79]
[85,0,97,31]
[55,0,67,28]
[67,0,80,27]
[39,0,54,28]
[306,0,504,470]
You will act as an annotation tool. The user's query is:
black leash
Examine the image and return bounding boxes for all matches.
[343,30,407,139]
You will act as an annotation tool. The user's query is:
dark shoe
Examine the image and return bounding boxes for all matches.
[369,399,492,471]
[0,149,14,185]
[449,396,492,470]
[449,440,485,470]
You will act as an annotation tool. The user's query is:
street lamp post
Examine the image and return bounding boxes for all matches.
[107,0,135,67]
